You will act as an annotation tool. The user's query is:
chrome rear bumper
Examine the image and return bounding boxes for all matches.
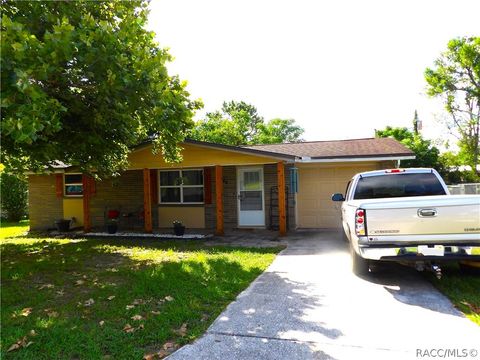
[359,245,480,261]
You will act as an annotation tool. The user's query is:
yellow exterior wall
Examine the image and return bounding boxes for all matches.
[158,207,205,228]
[296,162,380,228]
[63,198,84,226]
[128,143,279,169]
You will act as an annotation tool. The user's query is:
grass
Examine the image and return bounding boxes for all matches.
[425,261,480,326]
[0,220,30,238]
[1,222,282,359]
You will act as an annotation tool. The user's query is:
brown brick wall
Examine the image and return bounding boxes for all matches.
[90,170,147,230]
[205,167,216,229]
[28,175,63,230]
[223,166,238,229]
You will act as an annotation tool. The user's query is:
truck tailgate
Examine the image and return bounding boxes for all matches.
[361,195,480,236]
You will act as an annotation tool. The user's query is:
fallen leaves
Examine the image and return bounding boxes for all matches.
[126,305,135,310]
[7,336,33,352]
[123,323,144,333]
[151,310,161,315]
[84,298,95,307]
[38,284,54,290]
[45,310,59,318]
[20,307,32,317]
[131,314,143,321]
[99,320,105,326]
[143,342,179,359]
[107,295,115,301]
[164,296,174,302]
[461,301,480,314]
[123,323,135,333]
[173,323,187,337]
[75,279,85,286]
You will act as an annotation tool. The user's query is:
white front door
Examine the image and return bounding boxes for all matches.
[237,167,265,227]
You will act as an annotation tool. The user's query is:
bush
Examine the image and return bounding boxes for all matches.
[1,173,28,222]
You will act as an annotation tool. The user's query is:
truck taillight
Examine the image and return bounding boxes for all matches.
[385,169,405,173]
[355,208,366,236]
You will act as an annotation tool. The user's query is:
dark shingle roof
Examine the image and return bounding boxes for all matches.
[245,138,414,159]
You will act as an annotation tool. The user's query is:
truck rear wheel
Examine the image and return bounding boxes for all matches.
[351,245,370,275]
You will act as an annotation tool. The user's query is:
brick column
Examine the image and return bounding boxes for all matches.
[82,175,91,233]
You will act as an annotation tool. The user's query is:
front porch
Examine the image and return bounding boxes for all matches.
[81,162,294,237]
[82,162,294,235]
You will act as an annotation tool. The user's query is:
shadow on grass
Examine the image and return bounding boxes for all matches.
[1,238,280,359]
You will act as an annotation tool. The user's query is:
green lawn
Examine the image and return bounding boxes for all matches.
[0,222,281,359]
[426,262,480,326]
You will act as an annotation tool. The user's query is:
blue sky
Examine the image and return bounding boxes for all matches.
[148,0,480,145]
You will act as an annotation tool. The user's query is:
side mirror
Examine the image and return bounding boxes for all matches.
[331,193,345,202]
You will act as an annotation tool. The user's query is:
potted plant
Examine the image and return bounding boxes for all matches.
[173,220,185,236]
[106,209,120,234]
[54,219,71,232]
[107,218,118,234]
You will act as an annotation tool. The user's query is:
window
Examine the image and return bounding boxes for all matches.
[159,169,204,204]
[353,173,446,200]
[64,174,83,196]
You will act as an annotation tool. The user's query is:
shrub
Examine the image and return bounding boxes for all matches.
[1,173,28,222]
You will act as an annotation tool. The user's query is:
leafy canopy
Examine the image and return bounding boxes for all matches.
[424,36,480,174]
[375,125,441,169]
[190,101,304,145]
[1,1,201,177]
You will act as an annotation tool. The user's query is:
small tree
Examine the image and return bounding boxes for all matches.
[1,172,28,222]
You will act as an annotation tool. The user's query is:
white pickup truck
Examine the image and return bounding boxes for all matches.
[331,168,480,276]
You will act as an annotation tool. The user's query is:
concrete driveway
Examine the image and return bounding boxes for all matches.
[169,231,480,360]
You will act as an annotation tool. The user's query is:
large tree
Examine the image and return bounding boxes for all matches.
[424,37,480,174]
[190,101,304,145]
[1,1,201,177]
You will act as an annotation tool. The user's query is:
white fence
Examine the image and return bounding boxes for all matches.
[447,183,480,195]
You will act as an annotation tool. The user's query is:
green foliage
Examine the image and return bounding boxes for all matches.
[190,101,304,145]
[256,118,304,144]
[375,126,441,169]
[1,1,201,178]
[0,173,28,222]
[438,151,480,184]
[424,37,480,174]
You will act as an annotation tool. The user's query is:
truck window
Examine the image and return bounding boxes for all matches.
[353,173,447,199]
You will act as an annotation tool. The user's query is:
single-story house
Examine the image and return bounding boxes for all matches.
[28,137,414,235]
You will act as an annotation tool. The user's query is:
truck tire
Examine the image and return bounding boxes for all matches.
[351,244,370,275]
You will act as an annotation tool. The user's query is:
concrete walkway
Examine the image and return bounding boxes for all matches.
[169,231,480,360]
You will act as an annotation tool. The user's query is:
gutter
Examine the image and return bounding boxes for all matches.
[296,155,416,163]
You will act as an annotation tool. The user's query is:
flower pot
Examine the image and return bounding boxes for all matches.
[54,219,71,232]
[173,225,185,236]
[107,223,118,234]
